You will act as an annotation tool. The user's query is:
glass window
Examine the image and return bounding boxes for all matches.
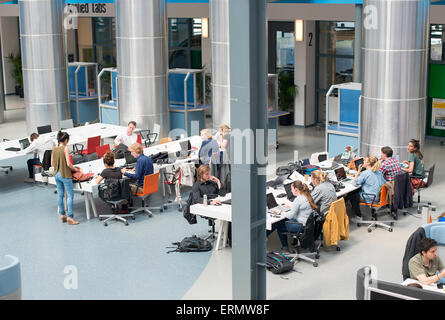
[92,17,116,67]
[276,31,294,72]
[430,24,444,62]
[168,18,203,69]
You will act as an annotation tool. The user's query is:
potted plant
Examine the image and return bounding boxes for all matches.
[6,53,23,98]
[278,69,297,126]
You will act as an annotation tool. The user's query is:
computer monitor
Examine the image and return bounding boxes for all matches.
[37,125,52,135]
[124,150,136,165]
[266,193,279,209]
[334,167,347,181]
[19,138,30,150]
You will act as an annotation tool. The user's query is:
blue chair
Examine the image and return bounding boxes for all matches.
[423,222,445,246]
[0,255,21,300]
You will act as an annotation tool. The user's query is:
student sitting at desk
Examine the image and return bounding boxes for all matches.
[409,238,445,286]
[310,170,337,216]
[52,131,80,225]
[401,139,426,190]
[345,156,385,223]
[191,164,224,205]
[121,143,153,194]
[95,151,122,184]
[379,146,402,182]
[267,181,318,251]
[21,132,55,183]
[114,121,137,147]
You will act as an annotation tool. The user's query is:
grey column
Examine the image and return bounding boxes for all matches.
[116,0,169,138]
[230,0,267,300]
[210,0,230,128]
[361,0,429,161]
[19,0,69,134]
[353,4,362,83]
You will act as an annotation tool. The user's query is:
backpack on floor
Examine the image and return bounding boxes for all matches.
[266,252,294,274]
[166,235,212,253]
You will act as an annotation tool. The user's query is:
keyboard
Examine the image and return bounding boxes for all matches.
[274,205,290,212]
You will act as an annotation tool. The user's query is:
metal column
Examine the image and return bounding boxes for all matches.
[230,0,267,300]
[0,35,5,124]
[210,0,231,128]
[19,0,69,134]
[353,4,362,83]
[116,0,169,138]
[361,0,429,160]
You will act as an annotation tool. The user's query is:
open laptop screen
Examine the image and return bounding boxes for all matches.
[266,193,279,209]
[335,167,346,181]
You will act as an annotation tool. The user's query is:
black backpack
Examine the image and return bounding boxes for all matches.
[266,252,294,274]
[113,143,128,159]
[167,235,212,253]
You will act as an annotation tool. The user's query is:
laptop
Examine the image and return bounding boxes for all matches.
[334,167,351,182]
[266,193,290,212]
[321,153,342,170]
[19,138,31,150]
[283,183,296,202]
[122,151,136,169]
[318,153,328,163]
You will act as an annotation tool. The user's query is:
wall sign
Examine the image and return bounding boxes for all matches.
[432,98,445,130]
[65,3,115,17]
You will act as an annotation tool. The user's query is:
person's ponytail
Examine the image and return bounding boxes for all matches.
[367,156,380,172]
[57,131,69,144]
[293,181,318,211]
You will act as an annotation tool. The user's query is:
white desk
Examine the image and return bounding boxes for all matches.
[190,162,360,250]
[401,278,445,294]
[0,123,127,162]
[35,135,202,220]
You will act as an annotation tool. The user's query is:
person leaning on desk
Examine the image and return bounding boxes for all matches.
[267,181,318,252]
[344,156,385,223]
[121,143,153,194]
[21,132,55,183]
[408,238,445,286]
[95,151,123,184]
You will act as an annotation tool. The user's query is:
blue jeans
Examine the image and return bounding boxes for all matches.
[55,172,74,218]
[267,219,304,248]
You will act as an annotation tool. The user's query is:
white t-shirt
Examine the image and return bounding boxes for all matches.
[115,132,137,147]
[21,136,55,161]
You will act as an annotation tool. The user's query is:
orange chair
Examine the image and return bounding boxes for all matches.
[96,144,111,158]
[359,185,395,233]
[74,135,101,155]
[130,172,163,217]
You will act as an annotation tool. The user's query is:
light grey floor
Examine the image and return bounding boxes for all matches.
[183,124,445,300]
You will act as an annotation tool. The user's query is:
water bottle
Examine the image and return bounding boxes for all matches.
[203,194,208,207]
[89,164,92,174]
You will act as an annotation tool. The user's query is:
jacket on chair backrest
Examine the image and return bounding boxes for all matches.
[402,227,426,280]
[323,198,349,247]
[393,172,413,211]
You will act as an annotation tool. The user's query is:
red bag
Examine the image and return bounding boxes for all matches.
[72,167,94,183]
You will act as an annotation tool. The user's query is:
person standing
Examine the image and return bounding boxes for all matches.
[51,131,80,225]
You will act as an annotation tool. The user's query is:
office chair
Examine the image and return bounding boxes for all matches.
[285,211,323,267]
[139,130,158,147]
[358,185,394,233]
[321,198,348,251]
[411,164,435,214]
[73,135,101,155]
[37,125,52,134]
[99,198,135,227]
[95,144,111,158]
[163,166,184,212]
[130,172,164,217]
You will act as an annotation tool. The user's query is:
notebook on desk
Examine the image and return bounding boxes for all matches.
[5,147,20,152]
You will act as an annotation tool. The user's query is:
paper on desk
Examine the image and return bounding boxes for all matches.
[289,170,305,181]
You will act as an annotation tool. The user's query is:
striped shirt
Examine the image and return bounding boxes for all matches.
[379,157,402,182]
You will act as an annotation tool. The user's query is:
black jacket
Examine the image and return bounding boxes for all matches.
[393,172,413,211]
[402,227,426,280]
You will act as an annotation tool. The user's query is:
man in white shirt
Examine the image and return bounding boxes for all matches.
[21,133,55,182]
[114,121,137,147]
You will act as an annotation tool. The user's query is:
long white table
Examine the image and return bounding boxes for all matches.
[0,123,128,162]
[190,160,361,250]
[35,135,202,220]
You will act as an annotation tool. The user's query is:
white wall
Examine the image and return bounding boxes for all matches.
[0,16,20,95]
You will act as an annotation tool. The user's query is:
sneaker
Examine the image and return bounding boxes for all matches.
[24,177,34,183]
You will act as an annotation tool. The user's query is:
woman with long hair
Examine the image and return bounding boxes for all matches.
[402,139,426,190]
[268,180,318,251]
[311,170,337,215]
[51,131,80,225]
